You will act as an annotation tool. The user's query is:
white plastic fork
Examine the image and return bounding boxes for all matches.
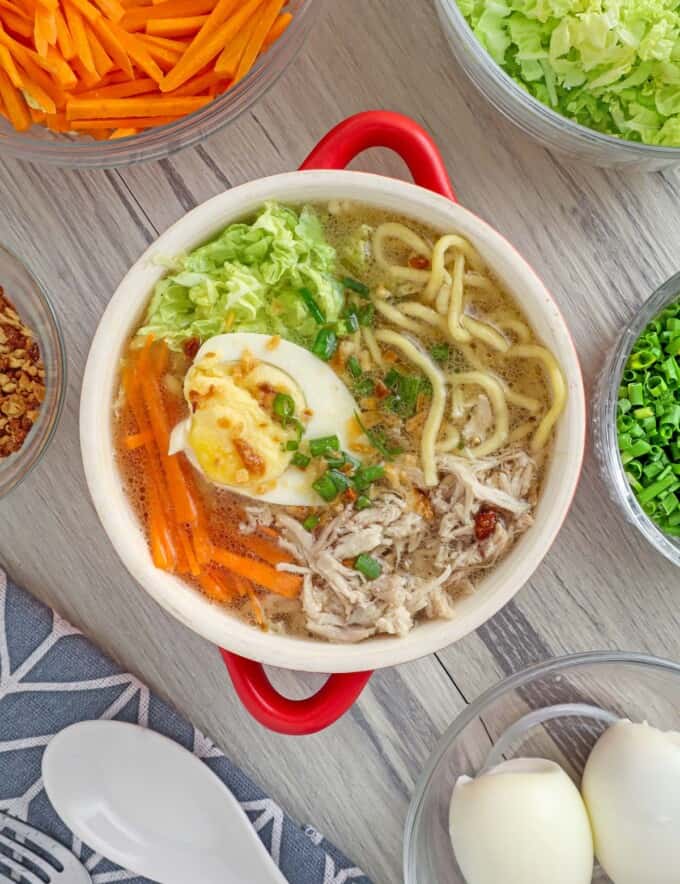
[0,811,91,884]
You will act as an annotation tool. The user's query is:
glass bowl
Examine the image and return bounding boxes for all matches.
[0,0,318,168]
[0,245,66,499]
[404,651,680,884]
[593,274,680,568]
[434,0,680,171]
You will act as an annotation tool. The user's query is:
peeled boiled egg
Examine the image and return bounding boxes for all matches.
[169,333,360,506]
[449,758,593,884]
[582,720,680,884]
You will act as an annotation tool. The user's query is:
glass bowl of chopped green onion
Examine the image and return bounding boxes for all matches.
[594,274,680,566]
[435,0,680,170]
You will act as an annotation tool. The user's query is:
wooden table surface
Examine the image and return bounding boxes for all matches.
[1,0,680,881]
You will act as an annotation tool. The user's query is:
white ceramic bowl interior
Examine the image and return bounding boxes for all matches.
[80,170,586,672]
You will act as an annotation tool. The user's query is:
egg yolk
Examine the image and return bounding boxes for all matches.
[185,354,305,490]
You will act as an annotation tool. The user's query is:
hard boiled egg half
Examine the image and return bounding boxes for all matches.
[169,333,359,506]
[449,758,594,884]
[582,720,680,884]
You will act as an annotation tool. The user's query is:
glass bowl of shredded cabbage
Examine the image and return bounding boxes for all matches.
[436,0,680,169]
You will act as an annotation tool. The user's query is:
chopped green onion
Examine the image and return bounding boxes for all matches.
[299,287,325,324]
[285,440,299,451]
[303,514,320,531]
[312,473,339,502]
[328,469,351,492]
[355,495,372,511]
[429,343,451,363]
[357,304,374,327]
[342,276,370,297]
[354,553,382,580]
[291,452,311,469]
[354,411,403,460]
[273,392,295,422]
[354,377,375,398]
[309,435,340,457]
[354,464,385,491]
[347,355,362,378]
[312,327,338,361]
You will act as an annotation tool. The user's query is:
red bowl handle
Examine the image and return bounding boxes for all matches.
[219,112,454,735]
[300,110,457,201]
[221,650,372,735]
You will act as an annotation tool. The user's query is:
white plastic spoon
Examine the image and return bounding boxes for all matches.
[42,720,288,884]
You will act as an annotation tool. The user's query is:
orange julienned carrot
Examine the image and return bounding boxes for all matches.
[91,0,125,22]
[86,24,115,75]
[233,0,281,83]
[198,568,234,603]
[145,15,206,37]
[159,0,263,91]
[19,52,67,106]
[64,2,96,71]
[4,10,33,36]
[121,0,213,30]
[110,22,163,80]
[45,109,68,129]
[71,113,178,127]
[262,10,290,48]
[17,62,57,111]
[210,546,302,597]
[110,125,137,136]
[0,66,30,129]
[169,67,224,96]
[238,531,294,567]
[0,44,22,87]
[76,74,154,97]
[124,429,152,448]
[148,479,176,571]
[66,93,209,117]
[214,10,256,76]
[138,31,187,50]
[54,9,75,59]
[177,524,200,576]
[134,38,180,69]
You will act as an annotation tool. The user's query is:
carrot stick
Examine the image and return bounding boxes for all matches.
[238,531,294,566]
[262,10,290,48]
[121,0,213,30]
[145,15,206,37]
[135,36,179,69]
[67,93,209,117]
[34,5,57,56]
[233,0,281,83]
[184,0,237,48]
[214,11,256,76]
[159,0,262,91]
[0,66,29,129]
[45,109,67,129]
[177,524,200,575]
[110,125,137,136]
[198,568,234,603]
[86,24,114,75]
[148,479,175,570]
[16,61,57,111]
[71,113,178,127]
[210,546,301,597]
[109,21,163,80]
[18,52,66,107]
[0,0,31,18]
[137,342,198,525]
[89,19,133,78]
[138,31,187,50]
[55,9,75,59]
[124,429,152,448]
[64,3,95,72]
[70,55,99,85]
[0,44,22,87]
[4,11,33,36]
[76,75,155,98]
[169,67,224,96]
[91,0,125,22]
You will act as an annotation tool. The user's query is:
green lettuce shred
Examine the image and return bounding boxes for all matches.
[137,201,343,350]
[460,0,680,146]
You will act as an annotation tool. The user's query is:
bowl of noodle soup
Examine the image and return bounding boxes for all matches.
[80,113,585,733]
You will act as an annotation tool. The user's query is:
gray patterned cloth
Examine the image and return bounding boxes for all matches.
[0,570,372,884]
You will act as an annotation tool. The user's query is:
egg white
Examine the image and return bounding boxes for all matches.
[582,720,680,884]
[169,333,361,506]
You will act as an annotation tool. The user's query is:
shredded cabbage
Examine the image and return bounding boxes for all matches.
[461,0,680,145]
[137,202,343,349]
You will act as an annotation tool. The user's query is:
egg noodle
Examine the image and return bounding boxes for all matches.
[365,220,568,481]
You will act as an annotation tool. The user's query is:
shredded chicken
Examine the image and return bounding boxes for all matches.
[241,447,538,643]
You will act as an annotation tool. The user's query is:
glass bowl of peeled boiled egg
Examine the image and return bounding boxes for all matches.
[404,651,680,884]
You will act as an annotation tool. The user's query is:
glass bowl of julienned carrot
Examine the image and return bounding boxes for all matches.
[0,0,318,167]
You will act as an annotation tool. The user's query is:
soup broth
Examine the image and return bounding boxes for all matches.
[114,200,564,643]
